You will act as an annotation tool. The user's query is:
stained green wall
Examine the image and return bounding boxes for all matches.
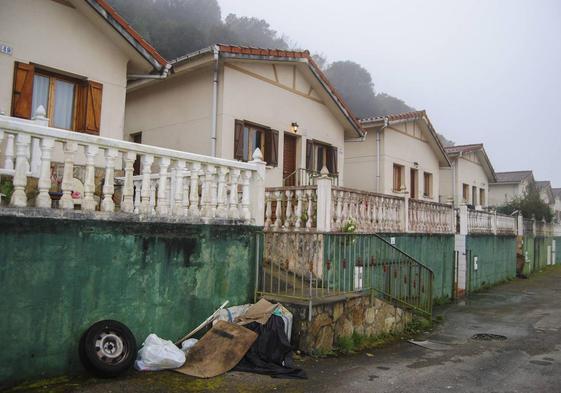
[382,234,455,302]
[555,237,561,265]
[466,235,516,292]
[521,235,535,275]
[0,215,259,384]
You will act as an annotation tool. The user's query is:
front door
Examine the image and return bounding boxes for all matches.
[410,169,418,199]
[283,134,297,186]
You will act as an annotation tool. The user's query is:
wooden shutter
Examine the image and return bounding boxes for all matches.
[11,62,35,119]
[264,130,279,166]
[326,146,338,174]
[234,120,244,160]
[306,140,313,170]
[76,81,103,134]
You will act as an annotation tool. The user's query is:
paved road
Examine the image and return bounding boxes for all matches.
[9,266,561,393]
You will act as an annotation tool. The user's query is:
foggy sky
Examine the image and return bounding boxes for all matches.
[219,0,561,186]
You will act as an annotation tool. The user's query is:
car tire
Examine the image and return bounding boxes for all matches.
[79,320,137,378]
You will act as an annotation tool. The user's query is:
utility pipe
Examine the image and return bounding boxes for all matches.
[376,117,389,193]
[210,45,219,157]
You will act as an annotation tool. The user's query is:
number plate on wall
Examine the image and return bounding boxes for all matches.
[0,44,13,56]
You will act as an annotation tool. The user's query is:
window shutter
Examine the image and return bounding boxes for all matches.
[306,140,313,170]
[11,62,35,119]
[84,81,103,134]
[265,130,279,166]
[234,120,244,160]
[327,146,338,174]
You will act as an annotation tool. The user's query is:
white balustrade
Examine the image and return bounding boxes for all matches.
[0,110,265,225]
[466,209,517,235]
[408,199,455,234]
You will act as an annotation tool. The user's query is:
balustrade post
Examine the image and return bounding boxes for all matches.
[316,166,332,232]
[216,166,229,218]
[228,168,240,219]
[188,162,201,218]
[9,133,31,207]
[264,191,272,229]
[101,148,118,212]
[295,189,303,229]
[273,191,283,229]
[517,213,524,237]
[60,141,78,210]
[156,157,171,215]
[335,190,343,228]
[133,180,141,214]
[4,134,15,170]
[82,145,99,211]
[30,106,48,177]
[140,154,154,214]
[121,151,137,213]
[284,190,293,229]
[35,137,55,208]
[403,195,410,233]
[306,189,314,229]
[491,211,498,235]
[174,160,187,215]
[249,148,266,226]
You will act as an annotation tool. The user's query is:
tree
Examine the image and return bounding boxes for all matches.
[497,183,554,222]
[324,61,377,118]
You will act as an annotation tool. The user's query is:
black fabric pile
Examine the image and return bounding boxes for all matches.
[234,315,307,379]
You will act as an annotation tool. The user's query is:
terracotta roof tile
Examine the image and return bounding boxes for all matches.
[91,0,168,68]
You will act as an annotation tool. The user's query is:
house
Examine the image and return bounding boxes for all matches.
[124,45,364,187]
[552,188,561,223]
[488,170,535,207]
[344,110,451,201]
[440,143,496,207]
[536,180,554,206]
[0,0,169,140]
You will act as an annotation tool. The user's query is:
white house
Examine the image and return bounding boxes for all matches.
[552,188,561,223]
[124,44,365,187]
[440,144,496,207]
[488,170,534,207]
[0,0,169,140]
[344,110,451,202]
[536,181,554,206]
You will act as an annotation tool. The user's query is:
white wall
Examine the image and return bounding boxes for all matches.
[0,0,130,139]
[219,61,346,187]
[441,153,490,207]
[489,183,524,206]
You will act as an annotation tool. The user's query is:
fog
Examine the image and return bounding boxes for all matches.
[219,0,561,185]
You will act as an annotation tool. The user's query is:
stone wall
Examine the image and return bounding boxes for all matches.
[264,231,324,277]
[285,293,413,354]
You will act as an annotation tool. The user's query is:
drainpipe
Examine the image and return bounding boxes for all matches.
[210,45,219,157]
[452,159,457,206]
[376,117,389,193]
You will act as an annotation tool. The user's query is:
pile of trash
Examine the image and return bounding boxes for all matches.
[134,299,306,379]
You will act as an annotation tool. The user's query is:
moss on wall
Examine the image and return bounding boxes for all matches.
[0,215,260,384]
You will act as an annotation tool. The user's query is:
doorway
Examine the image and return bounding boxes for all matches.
[410,168,418,199]
[283,133,297,186]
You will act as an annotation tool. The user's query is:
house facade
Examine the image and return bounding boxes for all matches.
[536,180,554,206]
[488,170,534,207]
[552,188,561,223]
[344,110,451,202]
[440,144,496,207]
[124,45,364,187]
[0,0,168,140]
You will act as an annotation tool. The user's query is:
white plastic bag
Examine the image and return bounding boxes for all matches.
[135,333,186,371]
[180,338,198,354]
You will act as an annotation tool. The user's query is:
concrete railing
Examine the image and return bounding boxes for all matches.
[0,108,266,225]
[408,199,455,234]
[265,170,455,234]
[464,207,517,235]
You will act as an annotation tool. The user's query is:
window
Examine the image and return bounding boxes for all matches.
[234,120,278,166]
[306,140,337,174]
[11,62,103,134]
[479,188,486,206]
[410,169,418,199]
[462,184,470,203]
[423,172,433,198]
[393,164,405,192]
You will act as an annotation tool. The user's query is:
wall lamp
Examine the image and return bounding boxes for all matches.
[291,122,299,133]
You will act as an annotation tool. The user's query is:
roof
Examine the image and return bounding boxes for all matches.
[444,143,483,155]
[444,143,497,182]
[494,170,533,184]
[172,44,365,138]
[84,0,168,71]
[536,180,551,189]
[552,188,561,198]
[359,110,451,167]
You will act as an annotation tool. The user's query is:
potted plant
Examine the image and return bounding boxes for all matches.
[0,176,14,206]
[48,165,63,205]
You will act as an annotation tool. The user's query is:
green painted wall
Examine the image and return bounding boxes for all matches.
[382,234,455,302]
[466,235,516,292]
[555,237,561,265]
[533,236,552,271]
[0,216,259,384]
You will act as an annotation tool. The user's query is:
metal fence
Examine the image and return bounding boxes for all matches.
[256,233,434,317]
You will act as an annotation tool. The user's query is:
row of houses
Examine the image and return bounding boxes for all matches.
[0,0,560,383]
[2,1,558,221]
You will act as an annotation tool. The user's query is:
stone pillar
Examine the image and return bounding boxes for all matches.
[459,204,469,235]
[249,148,266,226]
[316,166,332,232]
[517,213,524,237]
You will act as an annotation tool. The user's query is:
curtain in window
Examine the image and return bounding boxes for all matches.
[31,75,49,116]
[53,80,75,129]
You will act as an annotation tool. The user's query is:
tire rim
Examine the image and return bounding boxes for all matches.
[95,330,127,364]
